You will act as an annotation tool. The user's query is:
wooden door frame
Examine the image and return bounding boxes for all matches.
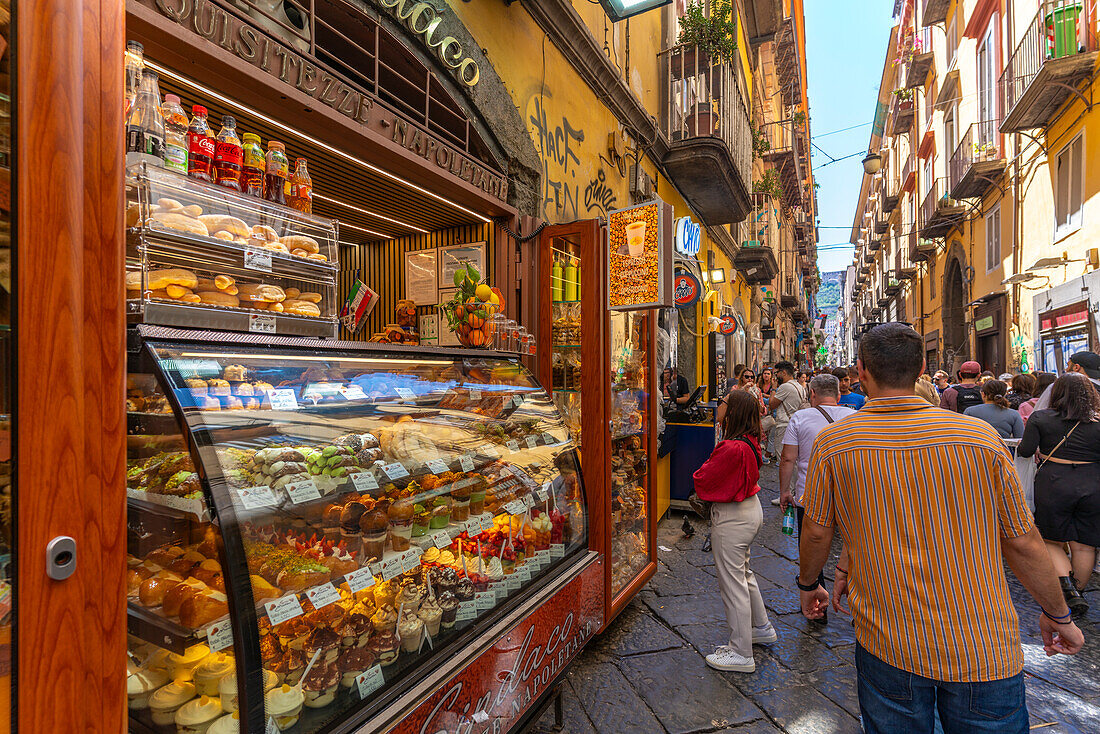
[17,0,126,729]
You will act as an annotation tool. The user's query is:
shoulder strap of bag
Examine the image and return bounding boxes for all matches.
[815,406,836,424]
[736,436,763,468]
[1038,421,1081,471]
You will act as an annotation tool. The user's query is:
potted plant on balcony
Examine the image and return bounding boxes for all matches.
[673,0,737,80]
[685,102,719,136]
[752,169,782,201]
[972,140,996,161]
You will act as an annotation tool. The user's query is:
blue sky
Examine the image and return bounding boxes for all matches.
[804,0,896,274]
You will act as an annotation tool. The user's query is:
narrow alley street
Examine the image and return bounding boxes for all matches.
[535,462,1100,734]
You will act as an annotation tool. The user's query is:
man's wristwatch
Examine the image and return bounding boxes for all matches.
[795,576,822,592]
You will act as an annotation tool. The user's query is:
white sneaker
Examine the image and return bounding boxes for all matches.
[705,646,756,672]
[751,624,778,644]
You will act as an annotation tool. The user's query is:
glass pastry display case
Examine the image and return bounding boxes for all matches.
[126,163,339,338]
[126,326,588,733]
[537,221,656,630]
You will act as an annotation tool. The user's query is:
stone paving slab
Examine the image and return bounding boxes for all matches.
[800,665,861,719]
[616,648,764,734]
[641,589,730,627]
[775,613,858,649]
[591,601,685,658]
[567,657,666,733]
[751,686,862,734]
[649,558,725,597]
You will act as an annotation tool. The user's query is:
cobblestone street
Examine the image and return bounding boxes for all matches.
[535,463,1100,734]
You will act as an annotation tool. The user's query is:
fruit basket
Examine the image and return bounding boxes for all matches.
[440,263,506,348]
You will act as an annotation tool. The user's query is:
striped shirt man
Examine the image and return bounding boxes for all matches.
[802,396,1034,682]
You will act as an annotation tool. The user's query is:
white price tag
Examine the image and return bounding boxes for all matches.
[430,531,452,549]
[550,544,566,559]
[341,384,367,401]
[505,575,522,592]
[517,565,532,583]
[463,519,483,537]
[480,515,496,533]
[534,550,551,568]
[264,595,304,625]
[474,591,495,611]
[401,548,423,572]
[543,433,555,445]
[525,436,538,449]
[286,479,321,504]
[395,387,417,400]
[351,472,379,492]
[378,556,404,582]
[523,494,537,509]
[356,665,385,699]
[459,455,475,472]
[306,582,341,610]
[249,313,277,334]
[381,462,409,480]
[426,459,449,474]
[269,388,299,411]
[468,388,482,401]
[204,620,233,652]
[538,483,551,502]
[504,500,527,516]
[456,601,478,622]
[244,247,273,272]
[345,567,376,593]
[267,717,280,734]
[506,440,520,452]
[483,445,500,458]
[513,394,525,407]
[237,485,279,510]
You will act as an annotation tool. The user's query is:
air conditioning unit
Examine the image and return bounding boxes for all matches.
[629,164,655,201]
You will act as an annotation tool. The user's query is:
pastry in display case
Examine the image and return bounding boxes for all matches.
[127,328,588,732]
[125,162,339,338]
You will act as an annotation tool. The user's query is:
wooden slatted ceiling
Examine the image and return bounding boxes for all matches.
[339,223,493,341]
[157,73,486,244]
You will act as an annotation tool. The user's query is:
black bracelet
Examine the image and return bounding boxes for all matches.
[795,575,822,592]
[1042,608,1073,624]
[835,567,848,576]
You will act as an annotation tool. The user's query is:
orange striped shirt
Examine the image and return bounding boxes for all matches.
[803,396,1034,682]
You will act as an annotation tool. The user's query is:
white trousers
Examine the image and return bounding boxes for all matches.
[710,495,770,656]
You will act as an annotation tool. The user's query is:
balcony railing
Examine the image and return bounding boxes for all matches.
[904,28,935,89]
[881,163,900,212]
[734,193,780,283]
[661,44,753,224]
[774,17,803,106]
[919,177,967,239]
[923,0,950,26]
[949,120,1008,199]
[891,95,915,134]
[901,156,915,192]
[760,117,806,207]
[1000,0,1099,132]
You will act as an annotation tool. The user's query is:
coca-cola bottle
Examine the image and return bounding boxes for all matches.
[124,40,145,119]
[288,158,313,214]
[125,69,165,169]
[187,106,215,182]
[213,116,242,191]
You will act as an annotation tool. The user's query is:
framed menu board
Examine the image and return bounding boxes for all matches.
[607,200,673,310]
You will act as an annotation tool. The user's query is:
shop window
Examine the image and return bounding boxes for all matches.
[986,204,1001,272]
[1055,133,1084,239]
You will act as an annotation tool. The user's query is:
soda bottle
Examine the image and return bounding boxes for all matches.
[124,40,145,119]
[187,105,215,182]
[781,506,796,536]
[264,141,289,205]
[288,158,313,214]
[240,133,265,197]
[213,116,242,191]
[160,94,189,174]
[125,69,165,169]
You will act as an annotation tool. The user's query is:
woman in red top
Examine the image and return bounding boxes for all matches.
[693,390,776,673]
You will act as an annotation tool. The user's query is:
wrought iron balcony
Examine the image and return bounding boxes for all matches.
[760,117,807,207]
[949,120,1008,199]
[867,237,883,251]
[904,31,934,89]
[881,166,900,212]
[863,253,876,264]
[891,95,916,134]
[874,212,890,235]
[661,45,753,224]
[884,278,902,296]
[1000,0,1099,132]
[774,17,803,106]
[734,194,779,284]
[919,177,967,239]
[910,238,938,263]
[780,277,800,308]
[898,266,918,280]
[923,0,951,26]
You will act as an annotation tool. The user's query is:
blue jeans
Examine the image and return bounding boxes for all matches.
[855,644,1028,734]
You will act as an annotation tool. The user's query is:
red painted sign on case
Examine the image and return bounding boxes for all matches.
[719,315,737,335]
[674,272,702,308]
[389,557,603,734]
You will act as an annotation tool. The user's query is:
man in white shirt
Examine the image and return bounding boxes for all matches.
[766,361,805,458]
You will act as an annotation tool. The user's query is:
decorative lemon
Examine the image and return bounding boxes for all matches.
[475,284,492,302]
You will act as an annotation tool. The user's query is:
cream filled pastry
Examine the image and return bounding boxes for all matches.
[149,680,197,726]
[174,694,223,734]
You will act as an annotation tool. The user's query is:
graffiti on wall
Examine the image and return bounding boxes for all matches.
[527,95,585,219]
[584,169,618,214]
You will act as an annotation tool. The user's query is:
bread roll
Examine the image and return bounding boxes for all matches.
[283,299,321,318]
[284,288,301,299]
[166,284,193,299]
[139,576,181,607]
[147,268,199,291]
[182,205,203,217]
[251,224,279,242]
[290,249,309,258]
[281,235,320,254]
[238,283,286,303]
[296,292,323,304]
[258,241,290,254]
[151,212,208,237]
[179,293,202,303]
[126,203,142,228]
[306,253,328,262]
[179,593,229,629]
[162,581,199,617]
[156,198,184,212]
[214,275,235,290]
[196,291,240,308]
[199,215,249,239]
[213,231,233,241]
[126,271,143,291]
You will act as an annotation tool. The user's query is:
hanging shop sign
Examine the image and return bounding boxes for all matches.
[140,0,507,201]
[390,559,603,733]
[975,315,994,333]
[673,271,702,308]
[674,216,701,257]
[607,199,673,310]
[719,315,738,334]
[373,0,480,87]
[597,0,672,22]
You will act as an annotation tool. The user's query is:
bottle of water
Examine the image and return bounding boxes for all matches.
[781,506,796,536]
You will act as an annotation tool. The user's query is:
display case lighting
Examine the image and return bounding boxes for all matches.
[178,352,453,365]
[145,60,492,224]
[314,193,427,234]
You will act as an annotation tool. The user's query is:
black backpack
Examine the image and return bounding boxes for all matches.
[952,384,983,413]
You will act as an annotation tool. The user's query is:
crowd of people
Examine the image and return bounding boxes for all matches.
[692,325,1099,732]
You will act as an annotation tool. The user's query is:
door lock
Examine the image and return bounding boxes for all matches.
[46,536,77,581]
